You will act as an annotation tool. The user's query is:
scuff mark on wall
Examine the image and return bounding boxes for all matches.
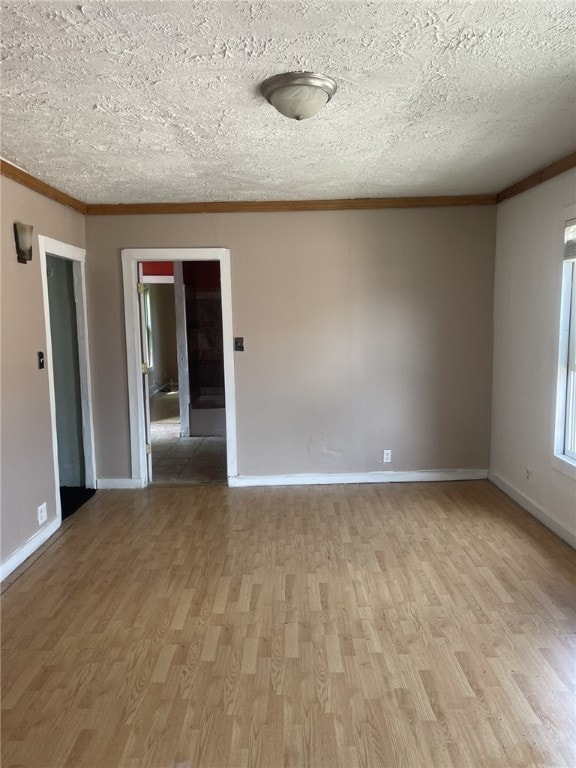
[308,434,344,464]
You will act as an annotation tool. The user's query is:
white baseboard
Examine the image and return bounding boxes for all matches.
[228,468,488,488]
[96,478,146,489]
[0,518,61,582]
[488,470,576,549]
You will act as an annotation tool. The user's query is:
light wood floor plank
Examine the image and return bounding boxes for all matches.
[1,480,575,767]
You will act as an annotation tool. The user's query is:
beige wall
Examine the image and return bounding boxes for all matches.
[86,206,496,479]
[1,177,86,564]
[491,169,576,540]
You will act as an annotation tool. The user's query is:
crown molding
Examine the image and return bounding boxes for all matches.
[2,150,575,215]
[86,195,496,215]
[0,159,87,214]
[497,150,576,203]
[0,158,495,213]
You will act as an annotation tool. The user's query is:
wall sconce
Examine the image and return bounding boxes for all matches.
[14,222,33,263]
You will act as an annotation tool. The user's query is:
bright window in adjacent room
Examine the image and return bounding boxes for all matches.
[144,284,154,371]
[556,216,576,464]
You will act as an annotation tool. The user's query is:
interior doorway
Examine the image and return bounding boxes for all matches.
[140,261,227,484]
[39,236,96,521]
[121,248,237,487]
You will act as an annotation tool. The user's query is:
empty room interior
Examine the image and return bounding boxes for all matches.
[1,2,575,767]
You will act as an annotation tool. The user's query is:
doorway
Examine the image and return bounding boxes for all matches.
[39,236,96,522]
[121,248,237,486]
[139,264,182,476]
[141,263,227,484]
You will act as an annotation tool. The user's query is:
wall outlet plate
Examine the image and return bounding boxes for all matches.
[383,449,392,463]
[37,502,47,525]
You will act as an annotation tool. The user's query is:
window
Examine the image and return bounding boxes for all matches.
[144,284,154,371]
[555,216,576,465]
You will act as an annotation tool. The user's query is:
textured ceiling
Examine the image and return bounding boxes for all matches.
[1,1,575,204]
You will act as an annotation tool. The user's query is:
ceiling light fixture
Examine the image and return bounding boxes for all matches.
[260,72,337,121]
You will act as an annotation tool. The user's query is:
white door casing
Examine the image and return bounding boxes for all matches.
[140,267,190,438]
[39,236,97,526]
[173,261,191,438]
[121,248,238,485]
[137,267,153,481]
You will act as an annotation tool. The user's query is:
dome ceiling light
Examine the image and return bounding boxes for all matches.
[260,72,338,121]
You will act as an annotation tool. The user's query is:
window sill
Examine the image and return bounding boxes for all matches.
[551,454,576,480]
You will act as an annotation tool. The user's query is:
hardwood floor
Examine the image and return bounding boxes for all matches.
[1,480,575,768]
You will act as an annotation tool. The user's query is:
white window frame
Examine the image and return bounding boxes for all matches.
[553,204,576,479]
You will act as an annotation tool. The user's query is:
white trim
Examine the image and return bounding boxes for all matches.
[39,241,62,526]
[139,275,153,479]
[219,250,238,476]
[141,275,174,284]
[174,262,190,437]
[38,236,85,264]
[72,262,97,488]
[0,519,60,582]
[39,236,97,493]
[553,203,576,466]
[228,468,488,488]
[121,248,238,485]
[551,454,576,480]
[564,204,576,225]
[554,260,573,456]
[122,256,146,480]
[96,478,146,489]
[489,471,576,549]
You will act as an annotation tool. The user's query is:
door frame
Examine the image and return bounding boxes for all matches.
[39,236,97,523]
[121,248,238,485]
[139,268,190,438]
[173,262,191,437]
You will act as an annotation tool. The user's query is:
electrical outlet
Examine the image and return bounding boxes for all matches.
[383,449,392,463]
[37,502,47,526]
[525,468,533,485]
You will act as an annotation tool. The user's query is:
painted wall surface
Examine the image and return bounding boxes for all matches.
[86,207,496,479]
[0,177,86,564]
[148,283,177,390]
[491,169,576,540]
